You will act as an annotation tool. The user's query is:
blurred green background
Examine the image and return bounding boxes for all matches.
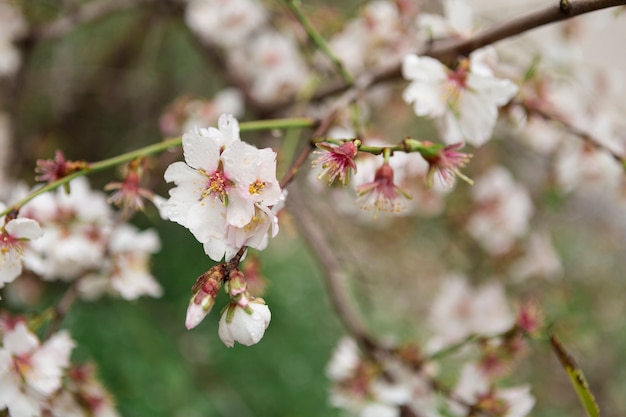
[3,1,626,416]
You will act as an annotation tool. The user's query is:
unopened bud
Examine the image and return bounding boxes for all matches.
[185,267,226,330]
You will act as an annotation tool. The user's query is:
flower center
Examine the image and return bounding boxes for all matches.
[248,180,266,195]
[200,170,231,202]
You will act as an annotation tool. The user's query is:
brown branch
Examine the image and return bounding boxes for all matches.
[288,187,378,351]
[310,0,626,102]
[526,104,625,164]
[45,283,79,339]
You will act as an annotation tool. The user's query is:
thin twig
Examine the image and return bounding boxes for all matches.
[45,283,78,339]
[284,0,354,85]
[525,104,625,164]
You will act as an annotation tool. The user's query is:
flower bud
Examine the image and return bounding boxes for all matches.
[185,267,225,330]
[218,299,271,347]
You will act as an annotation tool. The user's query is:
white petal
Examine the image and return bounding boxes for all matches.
[217,114,241,146]
[5,218,43,240]
[3,323,39,355]
[182,129,220,172]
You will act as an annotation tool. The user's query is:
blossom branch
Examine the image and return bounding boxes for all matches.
[524,103,625,164]
[284,0,355,85]
[312,0,626,101]
[0,117,317,218]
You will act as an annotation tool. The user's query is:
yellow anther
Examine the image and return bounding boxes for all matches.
[248,180,266,195]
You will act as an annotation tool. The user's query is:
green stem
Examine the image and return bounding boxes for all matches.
[1,117,317,218]
[285,0,354,86]
[359,145,404,156]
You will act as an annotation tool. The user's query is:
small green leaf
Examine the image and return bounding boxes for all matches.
[550,334,600,417]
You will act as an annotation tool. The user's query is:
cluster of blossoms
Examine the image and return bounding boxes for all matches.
[0,317,118,417]
[326,337,535,417]
[162,114,279,345]
[162,113,282,263]
[11,177,163,301]
[327,273,540,417]
[185,0,309,104]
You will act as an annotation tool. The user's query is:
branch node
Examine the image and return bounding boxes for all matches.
[559,0,572,14]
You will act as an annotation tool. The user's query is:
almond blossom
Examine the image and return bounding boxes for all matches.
[163,114,282,261]
[0,204,43,288]
[451,363,535,417]
[0,320,75,417]
[185,0,266,48]
[402,47,518,146]
[427,274,515,351]
[326,337,411,417]
[466,166,533,255]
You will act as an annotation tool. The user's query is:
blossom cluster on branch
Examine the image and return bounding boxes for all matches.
[0,0,624,415]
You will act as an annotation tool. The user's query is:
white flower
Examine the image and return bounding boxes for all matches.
[427,274,514,351]
[218,300,271,347]
[78,224,162,301]
[163,114,282,261]
[451,363,535,417]
[185,0,266,47]
[0,204,43,287]
[466,166,533,255]
[228,30,309,104]
[418,0,476,39]
[402,47,518,146]
[0,322,75,417]
[510,231,563,282]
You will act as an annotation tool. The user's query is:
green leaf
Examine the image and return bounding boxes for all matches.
[550,334,600,417]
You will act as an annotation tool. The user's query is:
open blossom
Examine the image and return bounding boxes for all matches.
[0,321,75,417]
[163,114,282,261]
[228,30,309,104]
[418,0,476,39]
[78,224,162,301]
[427,274,515,351]
[185,0,266,48]
[326,337,411,417]
[313,141,359,186]
[402,47,518,146]
[218,300,271,347]
[451,363,535,417]
[0,204,43,287]
[466,166,533,255]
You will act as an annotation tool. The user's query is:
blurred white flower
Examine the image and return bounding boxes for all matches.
[510,231,563,281]
[466,166,533,255]
[418,0,476,39]
[218,300,271,347]
[403,48,518,146]
[451,363,535,417]
[0,322,75,417]
[326,338,413,417]
[0,2,27,77]
[427,274,514,351]
[228,30,308,104]
[185,0,266,47]
[78,224,162,301]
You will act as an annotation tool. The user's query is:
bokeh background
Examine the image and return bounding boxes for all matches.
[2,1,626,416]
